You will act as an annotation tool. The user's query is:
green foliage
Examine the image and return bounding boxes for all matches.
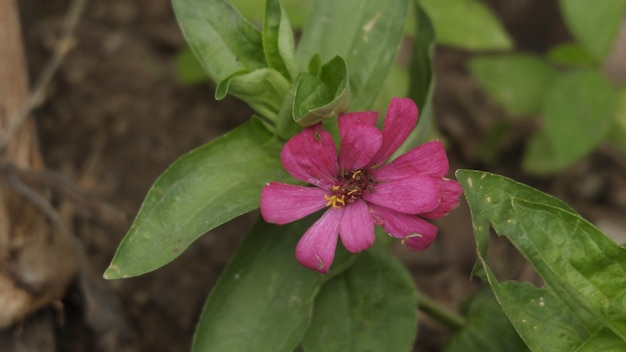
[301,246,418,352]
[191,216,354,352]
[418,0,512,50]
[393,1,436,157]
[523,70,616,174]
[104,119,289,279]
[558,0,626,61]
[546,43,597,67]
[469,54,557,116]
[174,47,208,84]
[458,170,626,351]
[444,289,528,352]
[263,0,299,81]
[229,0,314,29]
[296,0,408,110]
[172,0,266,82]
[290,55,350,127]
[609,87,626,153]
[215,68,291,121]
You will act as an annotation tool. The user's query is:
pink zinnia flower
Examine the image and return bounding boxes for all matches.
[261,98,461,274]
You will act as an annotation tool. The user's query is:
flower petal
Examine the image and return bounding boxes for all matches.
[260,183,328,224]
[364,176,440,214]
[338,200,375,253]
[295,208,342,274]
[338,112,383,170]
[373,140,449,180]
[370,98,418,166]
[281,124,338,188]
[338,111,379,127]
[403,233,437,251]
[421,178,462,219]
[370,204,437,250]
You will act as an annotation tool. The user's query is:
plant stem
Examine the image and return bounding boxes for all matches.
[416,290,466,330]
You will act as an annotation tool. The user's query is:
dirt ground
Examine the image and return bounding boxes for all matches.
[5,0,626,351]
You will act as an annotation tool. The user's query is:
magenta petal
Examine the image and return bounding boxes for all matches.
[373,140,449,180]
[364,176,439,214]
[370,204,438,241]
[403,232,437,251]
[281,124,338,188]
[338,113,383,170]
[295,208,342,274]
[370,98,418,166]
[421,179,463,219]
[260,183,328,224]
[338,111,379,127]
[338,200,375,253]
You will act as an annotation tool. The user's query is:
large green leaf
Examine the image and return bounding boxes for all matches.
[301,246,418,352]
[576,328,626,352]
[172,0,266,83]
[444,289,528,352]
[295,0,408,110]
[192,215,356,352]
[419,0,512,50]
[558,0,626,61]
[104,119,289,279]
[541,69,616,167]
[469,54,557,116]
[457,170,626,350]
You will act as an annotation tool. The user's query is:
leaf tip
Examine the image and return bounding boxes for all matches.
[103,263,121,280]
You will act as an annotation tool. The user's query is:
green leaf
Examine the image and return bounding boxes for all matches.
[469,54,557,116]
[172,0,266,83]
[558,0,626,61]
[104,119,289,279]
[608,87,626,153]
[541,69,616,167]
[292,55,350,126]
[576,328,626,352]
[512,199,626,337]
[263,0,299,81]
[547,43,597,67]
[444,289,528,352]
[192,215,356,352]
[408,0,435,113]
[296,0,409,110]
[522,132,570,175]
[215,68,291,121]
[457,170,626,350]
[419,0,512,50]
[301,247,417,352]
[174,47,209,85]
[229,0,314,29]
[393,0,436,157]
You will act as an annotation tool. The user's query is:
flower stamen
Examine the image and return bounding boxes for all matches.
[324,193,346,208]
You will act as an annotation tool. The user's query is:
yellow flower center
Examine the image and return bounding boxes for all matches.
[324,169,375,209]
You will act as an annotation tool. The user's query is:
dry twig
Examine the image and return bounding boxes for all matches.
[0,0,88,152]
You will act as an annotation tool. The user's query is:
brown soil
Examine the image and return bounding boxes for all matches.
[5,0,626,351]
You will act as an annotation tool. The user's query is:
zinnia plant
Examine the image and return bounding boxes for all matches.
[104,0,626,351]
[261,98,461,273]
